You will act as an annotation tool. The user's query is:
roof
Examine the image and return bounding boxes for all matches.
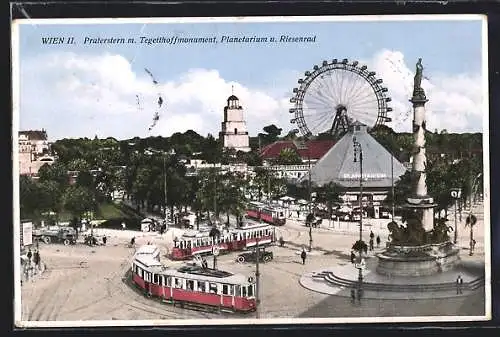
[135,244,160,256]
[298,124,408,188]
[19,130,48,141]
[260,140,335,160]
[227,95,239,101]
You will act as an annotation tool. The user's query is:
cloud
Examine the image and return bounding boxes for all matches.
[19,49,484,141]
[371,49,484,133]
[19,52,290,140]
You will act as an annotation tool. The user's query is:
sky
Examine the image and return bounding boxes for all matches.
[14,16,486,141]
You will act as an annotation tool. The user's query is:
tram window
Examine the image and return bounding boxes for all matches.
[235,285,241,297]
[198,281,206,292]
[222,284,229,295]
[186,280,195,291]
[166,276,171,287]
[209,282,218,294]
[174,278,182,289]
[247,285,254,297]
[153,274,158,284]
[241,286,247,297]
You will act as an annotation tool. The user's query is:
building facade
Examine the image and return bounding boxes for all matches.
[299,122,409,217]
[18,129,55,176]
[219,95,251,153]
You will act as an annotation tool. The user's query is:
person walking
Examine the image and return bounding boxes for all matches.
[102,236,107,245]
[130,237,135,247]
[279,236,285,248]
[376,235,381,248]
[33,249,40,270]
[369,230,374,241]
[456,275,464,294]
[27,249,32,263]
[369,238,374,251]
[350,289,356,304]
[300,248,307,265]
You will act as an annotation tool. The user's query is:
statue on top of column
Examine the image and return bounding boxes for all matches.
[412,58,427,101]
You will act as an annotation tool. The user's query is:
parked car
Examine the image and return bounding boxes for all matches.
[236,248,273,263]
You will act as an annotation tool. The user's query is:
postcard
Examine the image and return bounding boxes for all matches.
[11,15,490,327]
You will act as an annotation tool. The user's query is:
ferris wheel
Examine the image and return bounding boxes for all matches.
[289,58,393,138]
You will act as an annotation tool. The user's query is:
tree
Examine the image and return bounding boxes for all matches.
[62,185,97,219]
[314,182,343,221]
[276,148,302,165]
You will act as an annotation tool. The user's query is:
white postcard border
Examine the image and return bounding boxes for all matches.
[11,14,491,327]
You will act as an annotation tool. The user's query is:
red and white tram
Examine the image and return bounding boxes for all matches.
[132,247,257,313]
[170,223,276,260]
[246,201,287,226]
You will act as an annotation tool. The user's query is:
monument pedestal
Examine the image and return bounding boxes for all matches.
[376,242,460,277]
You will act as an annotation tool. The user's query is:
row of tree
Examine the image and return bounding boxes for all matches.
[20,124,483,230]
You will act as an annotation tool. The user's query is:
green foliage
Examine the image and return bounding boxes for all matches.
[276,148,302,165]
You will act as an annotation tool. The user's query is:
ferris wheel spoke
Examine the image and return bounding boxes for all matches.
[349,106,377,120]
[317,74,339,104]
[348,81,373,105]
[345,72,367,105]
[308,79,338,104]
[307,110,333,134]
[303,107,333,121]
[324,71,341,105]
[306,89,336,107]
[348,87,378,107]
[349,94,379,108]
[348,102,379,116]
[304,110,332,133]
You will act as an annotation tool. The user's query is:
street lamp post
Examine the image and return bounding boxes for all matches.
[307,145,313,252]
[163,156,168,222]
[353,137,364,299]
[391,151,395,222]
[255,238,260,318]
[450,188,461,244]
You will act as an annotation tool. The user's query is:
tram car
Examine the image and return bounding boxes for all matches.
[245,201,287,226]
[170,223,276,260]
[132,246,256,313]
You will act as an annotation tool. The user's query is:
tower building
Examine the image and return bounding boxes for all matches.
[219,92,251,153]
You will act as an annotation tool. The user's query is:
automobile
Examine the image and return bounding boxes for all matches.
[236,248,273,263]
[33,226,77,245]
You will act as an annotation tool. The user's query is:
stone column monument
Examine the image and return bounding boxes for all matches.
[376,58,459,277]
[406,58,436,232]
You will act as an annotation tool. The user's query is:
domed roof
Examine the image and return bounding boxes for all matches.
[227,95,239,101]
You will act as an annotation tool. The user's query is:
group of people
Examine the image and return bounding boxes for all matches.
[23,248,42,281]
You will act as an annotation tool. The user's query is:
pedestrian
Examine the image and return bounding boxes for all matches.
[27,249,32,262]
[33,249,40,269]
[130,237,135,247]
[102,236,107,245]
[369,238,374,251]
[300,248,307,265]
[370,230,374,240]
[350,251,356,264]
[357,288,363,303]
[279,236,285,248]
[350,289,356,304]
[376,235,381,248]
[121,221,126,230]
[456,275,464,294]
